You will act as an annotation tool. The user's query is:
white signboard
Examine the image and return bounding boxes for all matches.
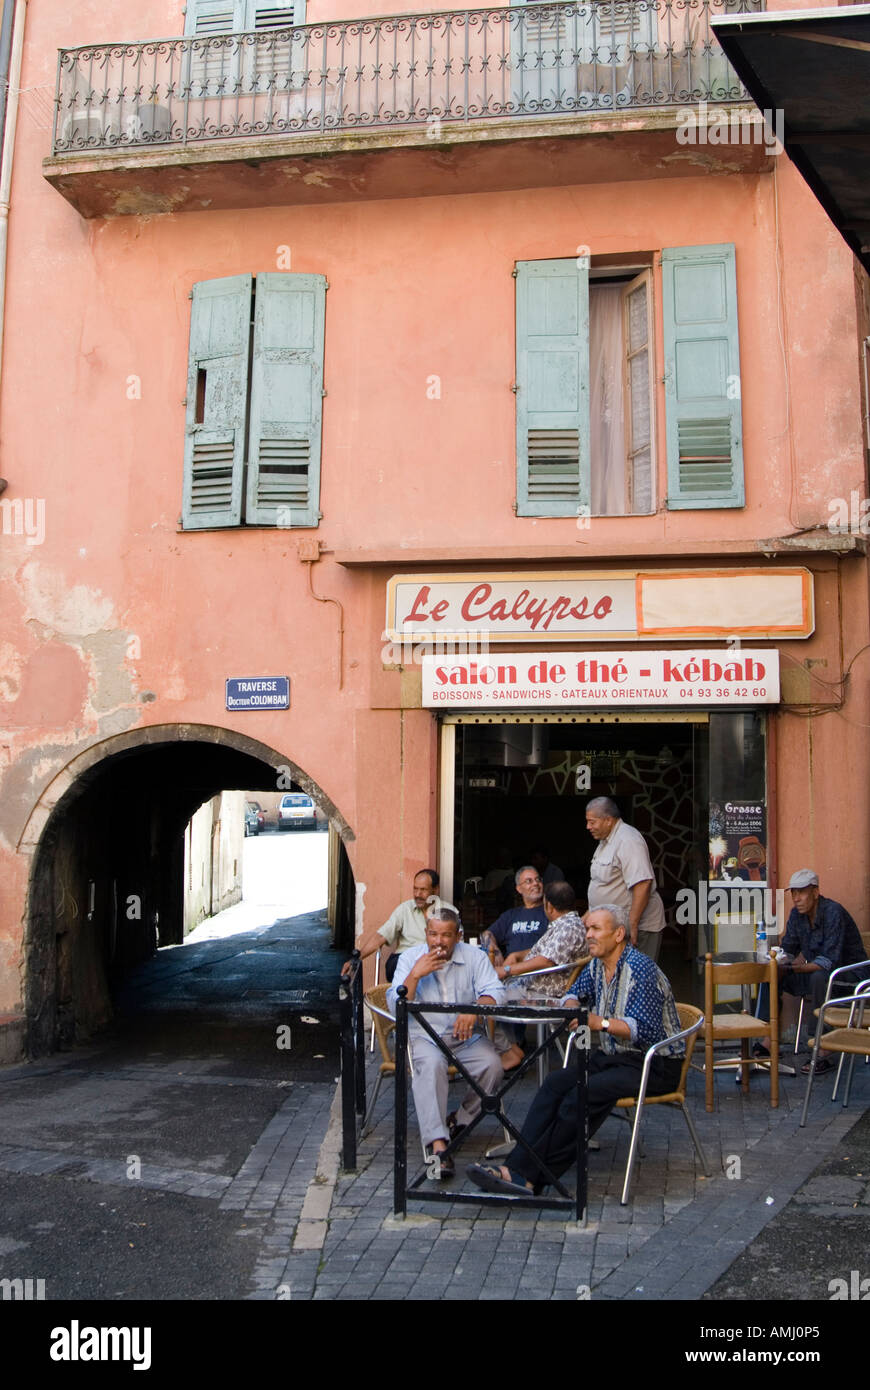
[422,649,780,707]
[386,569,813,643]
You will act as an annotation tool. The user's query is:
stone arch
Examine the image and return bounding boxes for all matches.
[18,721,354,856]
[21,722,355,1057]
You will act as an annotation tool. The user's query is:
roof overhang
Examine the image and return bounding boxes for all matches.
[712,5,870,274]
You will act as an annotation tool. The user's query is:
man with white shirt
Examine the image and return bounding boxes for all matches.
[586,796,665,962]
[341,868,456,982]
[388,908,504,1178]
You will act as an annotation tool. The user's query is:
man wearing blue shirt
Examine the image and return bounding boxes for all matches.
[466,903,684,1196]
[484,866,548,960]
[764,869,867,1072]
[389,909,504,1178]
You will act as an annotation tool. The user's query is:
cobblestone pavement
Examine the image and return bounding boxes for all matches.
[0,909,342,1301]
[704,1105,870,1302]
[2,916,867,1305]
[275,1048,870,1302]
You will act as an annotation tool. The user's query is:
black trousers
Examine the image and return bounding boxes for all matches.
[509,1049,683,1189]
[757,965,864,1023]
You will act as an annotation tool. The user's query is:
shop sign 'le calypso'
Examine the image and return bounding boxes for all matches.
[421,650,780,706]
[385,569,814,644]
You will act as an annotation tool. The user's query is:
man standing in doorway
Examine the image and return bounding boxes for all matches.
[341,868,456,982]
[585,797,665,962]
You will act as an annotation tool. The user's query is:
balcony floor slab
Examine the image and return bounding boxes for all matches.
[43,107,772,217]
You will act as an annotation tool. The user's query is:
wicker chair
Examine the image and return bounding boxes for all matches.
[800,982,870,1126]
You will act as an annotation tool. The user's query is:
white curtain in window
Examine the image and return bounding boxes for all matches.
[589,285,626,515]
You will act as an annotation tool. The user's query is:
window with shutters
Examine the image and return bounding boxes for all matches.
[515,243,744,517]
[184,0,307,98]
[182,272,325,530]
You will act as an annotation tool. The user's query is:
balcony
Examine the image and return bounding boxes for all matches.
[44,0,767,217]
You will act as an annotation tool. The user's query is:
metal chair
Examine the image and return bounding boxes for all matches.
[704,953,779,1111]
[563,1003,709,1204]
[361,984,403,1136]
[800,981,870,1126]
[493,957,590,1082]
[793,957,870,1054]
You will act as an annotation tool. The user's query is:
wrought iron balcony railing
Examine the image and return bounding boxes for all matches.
[51,0,763,157]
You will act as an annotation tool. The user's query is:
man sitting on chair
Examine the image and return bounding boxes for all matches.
[761,868,867,1073]
[388,908,505,1179]
[495,880,587,1000]
[466,903,684,1196]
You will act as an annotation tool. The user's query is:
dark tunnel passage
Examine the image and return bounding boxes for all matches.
[24,731,355,1059]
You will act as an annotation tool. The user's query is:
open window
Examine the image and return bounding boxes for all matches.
[515,244,744,517]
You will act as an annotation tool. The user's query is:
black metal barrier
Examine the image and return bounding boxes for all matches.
[338,950,367,1170]
[393,990,589,1222]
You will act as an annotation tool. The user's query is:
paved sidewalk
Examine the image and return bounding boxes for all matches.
[276,1048,870,1301]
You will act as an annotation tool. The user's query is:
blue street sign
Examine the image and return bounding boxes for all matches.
[226,677,290,711]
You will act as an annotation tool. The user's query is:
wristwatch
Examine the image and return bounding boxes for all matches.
[601,1018,610,1032]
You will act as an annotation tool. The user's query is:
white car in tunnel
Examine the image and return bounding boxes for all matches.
[277,793,317,830]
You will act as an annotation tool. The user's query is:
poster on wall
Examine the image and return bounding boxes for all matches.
[709,800,767,883]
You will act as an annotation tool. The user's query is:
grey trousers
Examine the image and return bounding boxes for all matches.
[635,929,662,963]
[409,1034,503,1147]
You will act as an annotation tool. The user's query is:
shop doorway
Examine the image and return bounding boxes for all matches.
[444,711,768,994]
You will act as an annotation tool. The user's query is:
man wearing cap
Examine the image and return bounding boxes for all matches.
[768,870,867,1071]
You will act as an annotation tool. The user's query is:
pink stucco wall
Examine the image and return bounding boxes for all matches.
[0,0,867,1024]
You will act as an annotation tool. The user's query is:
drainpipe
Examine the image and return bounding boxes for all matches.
[0,0,26,413]
[0,0,15,150]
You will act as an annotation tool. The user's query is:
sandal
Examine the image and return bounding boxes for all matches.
[465,1163,532,1196]
[801,1056,833,1075]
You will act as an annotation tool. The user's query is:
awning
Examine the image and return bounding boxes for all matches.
[712,6,870,274]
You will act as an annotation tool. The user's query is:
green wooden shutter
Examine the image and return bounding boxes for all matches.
[184,0,305,38]
[184,0,247,36]
[184,0,246,96]
[244,2,307,92]
[663,243,744,509]
[246,272,325,528]
[516,259,589,517]
[182,275,252,530]
[246,1,306,30]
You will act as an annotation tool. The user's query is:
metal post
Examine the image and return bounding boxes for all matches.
[393,986,409,1218]
[338,965,357,1171]
[574,1020,588,1226]
[352,950,366,1118]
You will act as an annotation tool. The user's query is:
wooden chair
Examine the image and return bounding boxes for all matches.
[563,1003,709,1203]
[800,982,870,1126]
[704,953,779,1112]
